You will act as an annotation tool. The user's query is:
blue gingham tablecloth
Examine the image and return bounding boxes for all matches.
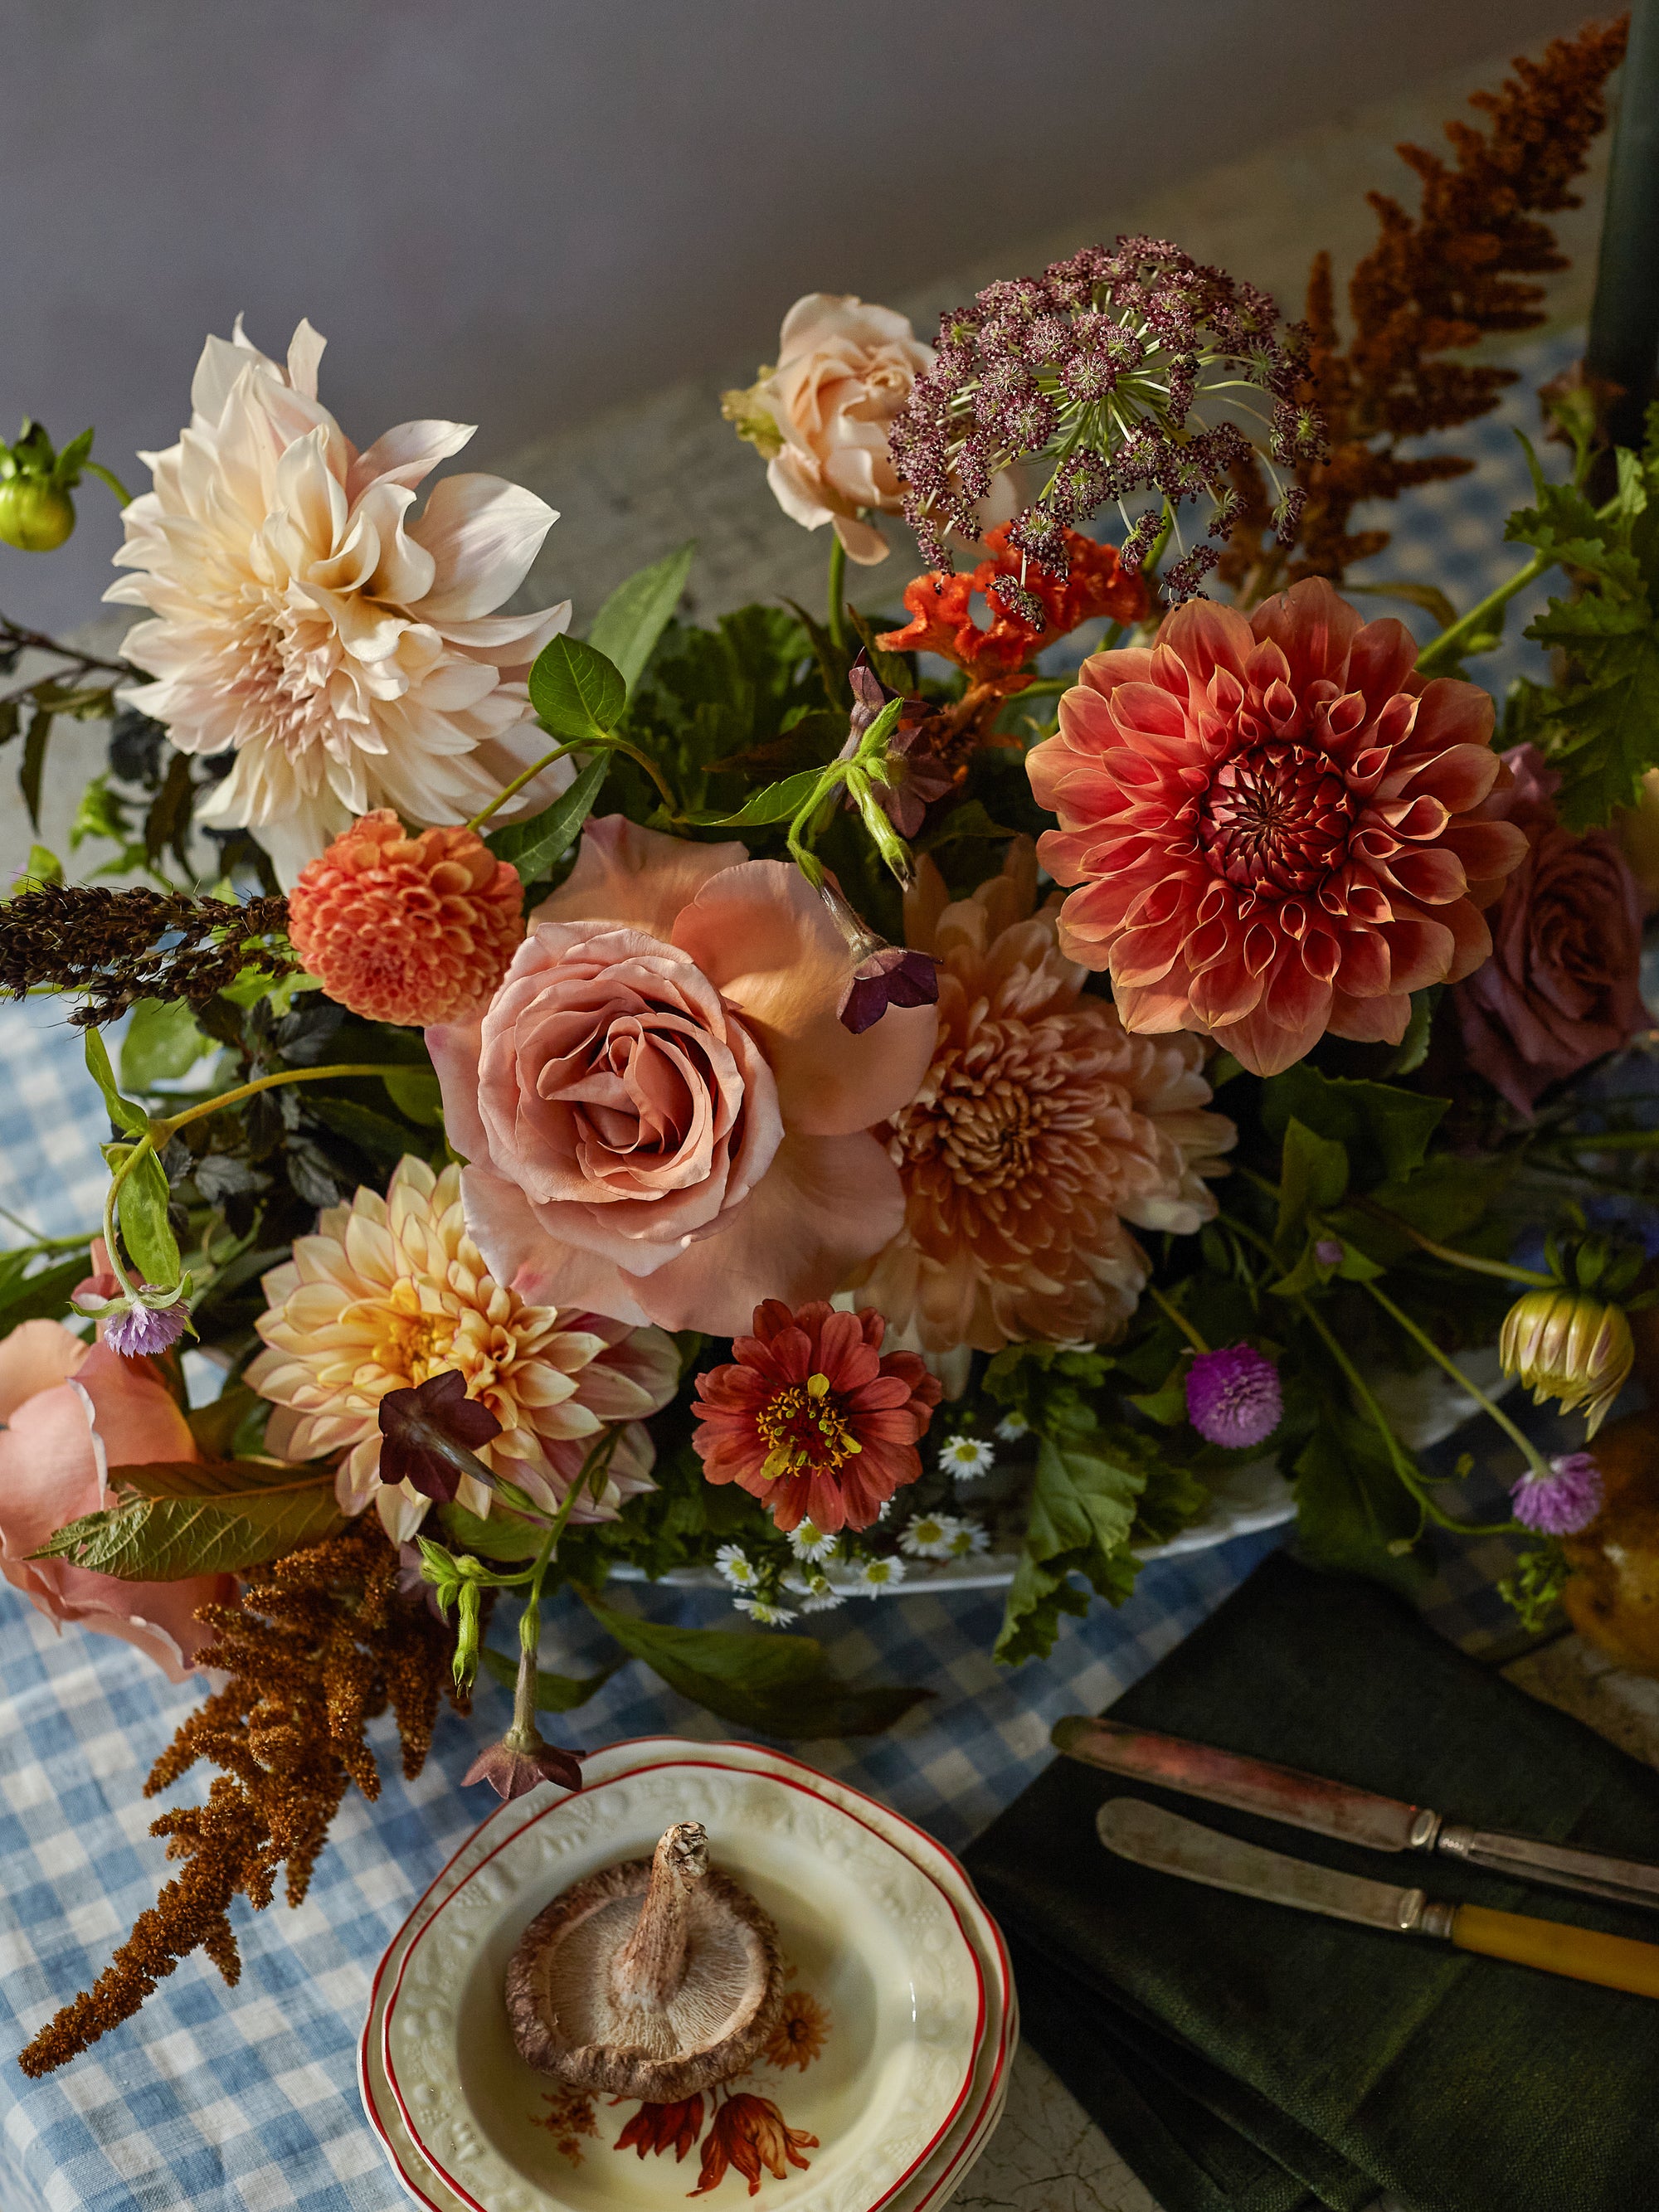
[0,331,1583,2212]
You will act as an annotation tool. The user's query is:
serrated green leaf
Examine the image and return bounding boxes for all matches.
[994,1431,1145,1664]
[484,751,608,885]
[1274,1118,1349,1261]
[121,999,212,1091]
[109,1456,314,1500]
[579,1588,928,1738]
[1261,1064,1445,1188]
[33,1475,344,1578]
[477,1644,621,1711]
[528,633,627,741]
[587,541,695,692]
[686,765,826,828]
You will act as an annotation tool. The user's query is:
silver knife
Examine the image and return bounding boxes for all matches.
[1054,1714,1659,1913]
[1095,1797,1659,2001]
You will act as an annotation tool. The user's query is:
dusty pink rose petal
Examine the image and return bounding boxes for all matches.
[1452,743,1646,1115]
[0,1327,232,1682]
[430,817,937,1338]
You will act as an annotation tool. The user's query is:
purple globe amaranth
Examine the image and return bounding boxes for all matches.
[1185,1344,1282,1450]
[103,1298,192,1359]
[1511,1451,1604,1537]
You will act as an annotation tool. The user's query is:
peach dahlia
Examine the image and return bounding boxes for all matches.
[1028,577,1529,1076]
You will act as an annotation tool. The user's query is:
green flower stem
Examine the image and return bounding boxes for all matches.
[827,533,847,652]
[1363,1278,1551,1483]
[1413,549,1552,676]
[84,461,134,508]
[464,738,590,833]
[1347,1194,1555,1285]
[151,1063,394,1140]
[1545,1128,1659,1152]
[1146,1281,1209,1354]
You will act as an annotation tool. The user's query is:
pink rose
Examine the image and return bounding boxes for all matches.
[427,818,938,1337]
[0,1320,234,1681]
[1452,743,1646,1115]
[754,295,934,565]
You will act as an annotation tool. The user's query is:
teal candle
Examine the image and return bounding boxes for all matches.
[1588,0,1659,450]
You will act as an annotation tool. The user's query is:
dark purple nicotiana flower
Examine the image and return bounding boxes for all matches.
[378,1368,502,1503]
[1185,1344,1282,1450]
[463,1733,585,1801]
[838,947,940,1036]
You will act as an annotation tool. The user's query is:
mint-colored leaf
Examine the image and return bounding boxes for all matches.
[528,633,626,741]
[1261,1064,1446,1187]
[484,751,609,885]
[579,1589,928,1738]
[685,765,826,829]
[121,999,212,1091]
[477,1645,621,1711]
[33,1475,344,1579]
[587,542,695,693]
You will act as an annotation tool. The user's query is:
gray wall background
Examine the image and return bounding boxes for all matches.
[0,0,1601,637]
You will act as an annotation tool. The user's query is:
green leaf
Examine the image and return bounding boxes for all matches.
[378,1065,443,1125]
[528,633,627,741]
[19,707,52,833]
[121,999,212,1091]
[917,800,1014,852]
[1385,987,1438,1077]
[0,1249,91,1334]
[484,751,609,885]
[587,541,695,693]
[477,1644,621,1711]
[1273,1118,1350,1259]
[994,1431,1146,1665]
[686,764,827,829]
[1292,1410,1429,1602]
[106,1141,181,1288]
[440,1497,547,1562]
[185,1383,269,1461]
[144,749,195,874]
[1344,580,1458,631]
[578,1588,929,1738]
[34,1469,344,1578]
[1261,1065,1446,1188]
[84,1028,150,1140]
[11,841,62,892]
[308,1095,425,1165]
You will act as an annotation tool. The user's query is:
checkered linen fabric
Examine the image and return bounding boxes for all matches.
[0,336,1597,2207]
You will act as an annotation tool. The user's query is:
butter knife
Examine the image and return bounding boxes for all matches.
[1054,1714,1659,1913]
[1097,1797,1659,2000]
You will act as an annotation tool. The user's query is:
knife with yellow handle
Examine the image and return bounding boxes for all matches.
[1098,1797,1659,2001]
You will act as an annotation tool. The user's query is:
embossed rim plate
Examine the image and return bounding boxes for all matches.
[358,1739,1014,2212]
[380,1757,986,2211]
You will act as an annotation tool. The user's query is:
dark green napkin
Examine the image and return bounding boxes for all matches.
[964,1552,1659,2212]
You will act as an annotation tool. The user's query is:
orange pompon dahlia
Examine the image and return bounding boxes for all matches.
[288,809,524,1027]
[690,1300,941,1534]
[1028,577,1529,1077]
[854,842,1233,1361]
[878,523,1147,691]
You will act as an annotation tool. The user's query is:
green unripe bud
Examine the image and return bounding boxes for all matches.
[0,479,75,552]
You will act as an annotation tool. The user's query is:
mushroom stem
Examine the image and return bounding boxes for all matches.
[610,1822,708,2015]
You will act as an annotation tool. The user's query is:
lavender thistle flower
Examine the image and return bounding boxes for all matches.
[102,1297,192,1359]
[888,236,1323,600]
[1185,1345,1282,1450]
[1511,1451,1604,1537]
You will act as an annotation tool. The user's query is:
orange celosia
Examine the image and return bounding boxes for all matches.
[878,523,1147,690]
[287,809,524,1027]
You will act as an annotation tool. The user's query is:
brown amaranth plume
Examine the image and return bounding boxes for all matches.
[1219,17,1629,600]
[17,1520,462,2076]
[0,884,294,1028]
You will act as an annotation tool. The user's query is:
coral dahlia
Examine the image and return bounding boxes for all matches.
[853,842,1234,1360]
[690,1300,941,1534]
[288,810,524,1026]
[246,1157,679,1540]
[1028,577,1530,1076]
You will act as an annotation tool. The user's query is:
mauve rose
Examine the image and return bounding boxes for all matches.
[0,1320,234,1681]
[1452,743,1646,1115]
[426,817,938,1338]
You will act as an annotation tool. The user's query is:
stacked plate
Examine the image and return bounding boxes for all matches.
[359,1737,1017,2210]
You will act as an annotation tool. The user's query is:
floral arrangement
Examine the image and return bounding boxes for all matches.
[2,18,1656,2070]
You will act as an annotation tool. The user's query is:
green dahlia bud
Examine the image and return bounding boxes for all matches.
[0,478,75,552]
[1499,1287,1634,1439]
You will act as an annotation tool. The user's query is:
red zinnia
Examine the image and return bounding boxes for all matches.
[1028,577,1529,1077]
[878,523,1148,691]
[288,809,524,1027]
[690,1301,941,1534]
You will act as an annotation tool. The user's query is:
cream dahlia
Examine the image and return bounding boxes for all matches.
[854,843,1234,1356]
[106,318,572,887]
[1028,578,1530,1077]
[245,1157,679,1541]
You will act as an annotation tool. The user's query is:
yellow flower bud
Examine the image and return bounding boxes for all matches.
[1499,1286,1634,1438]
[720,371,783,461]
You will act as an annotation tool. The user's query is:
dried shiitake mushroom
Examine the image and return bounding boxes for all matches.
[506,1821,784,2101]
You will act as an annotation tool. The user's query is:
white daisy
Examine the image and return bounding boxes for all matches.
[946,1519,991,1558]
[734,1594,798,1626]
[994,1410,1030,1442]
[714,1544,757,1591]
[783,1568,844,1612]
[851,1555,907,1597]
[940,1434,997,1480]
[787,1519,838,1563]
[900,1512,965,1561]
